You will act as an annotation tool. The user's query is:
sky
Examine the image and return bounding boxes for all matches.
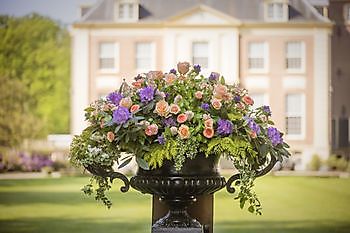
[0,0,98,24]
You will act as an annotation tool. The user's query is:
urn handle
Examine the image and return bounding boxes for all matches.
[226,155,277,194]
[85,164,130,193]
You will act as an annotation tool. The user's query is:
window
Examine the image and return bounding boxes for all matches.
[286,41,305,72]
[248,42,268,72]
[99,42,118,71]
[266,1,287,21]
[346,5,350,22]
[118,3,134,19]
[285,94,304,136]
[192,42,209,69]
[250,93,267,109]
[136,42,154,71]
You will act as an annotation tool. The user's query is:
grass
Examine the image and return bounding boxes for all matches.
[0,176,350,233]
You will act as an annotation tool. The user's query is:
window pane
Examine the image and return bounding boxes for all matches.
[119,3,133,19]
[136,42,152,69]
[285,94,302,135]
[248,42,265,69]
[192,42,208,68]
[99,43,115,69]
[286,117,302,135]
[276,3,283,18]
[286,42,302,69]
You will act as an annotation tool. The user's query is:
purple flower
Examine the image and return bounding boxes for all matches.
[163,117,176,127]
[201,103,210,111]
[217,119,234,136]
[267,127,283,146]
[139,86,155,103]
[169,68,177,74]
[157,134,166,145]
[193,64,201,73]
[263,105,272,116]
[233,95,241,103]
[209,72,220,82]
[112,106,131,124]
[245,117,261,135]
[107,92,123,105]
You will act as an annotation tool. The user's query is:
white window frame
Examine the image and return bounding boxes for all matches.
[286,41,305,74]
[249,93,269,109]
[345,4,350,23]
[192,41,209,70]
[248,42,269,74]
[115,0,138,22]
[135,42,156,73]
[98,42,119,74]
[264,0,288,22]
[285,93,306,140]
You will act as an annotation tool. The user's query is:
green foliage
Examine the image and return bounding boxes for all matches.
[143,139,177,169]
[308,154,323,171]
[0,14,70,148]
[206,137,257,159]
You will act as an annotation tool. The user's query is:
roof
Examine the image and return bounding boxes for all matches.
[77,0,330,24]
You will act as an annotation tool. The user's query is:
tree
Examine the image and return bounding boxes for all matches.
[0,14,70,150]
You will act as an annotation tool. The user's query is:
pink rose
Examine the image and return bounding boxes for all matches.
[155,100,170,117]
[194,91,203,99]
[145,124,158,136]
[185,111,194,121]
[178,124,190,139]
[106,131,115,142]
[242,95,254,106]
[214,84,228,99]
[130,104,140,113]
[170,104,181,114]
[177,113,188,123]
[211,98,222,110]
[147,71,164,80]
[164,73,176,84]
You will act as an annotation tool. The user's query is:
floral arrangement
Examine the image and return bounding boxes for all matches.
[70,62,290,214]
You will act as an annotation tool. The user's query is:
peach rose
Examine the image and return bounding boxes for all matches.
[155,100,170,117]
[236,102,245,110]
[211,98,222,110]
[177,113,188,123]
[119,97,133,108]
[214,84,228,99]
[170,104,181,115]
[178,124,190,139]
[106,131,115,142]
[130,104,140,113]
[132,81,143,89]
[147,71,164,80]
[204,118,214,128]
[203,128,214,139]
[249,131,257,139]
[222,92,233,101]
[202,114,211,121]
[145,124,158,136]
[194,91,203,99]
[242,95,254,106]
[177,62,190,74]
[164,73,176,84]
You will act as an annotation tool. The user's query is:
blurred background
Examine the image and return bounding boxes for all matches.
[0,0,350,233]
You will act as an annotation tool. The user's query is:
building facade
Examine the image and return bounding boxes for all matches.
[71,0,332,170]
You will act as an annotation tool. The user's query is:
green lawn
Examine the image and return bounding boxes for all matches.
[0,176,349,233]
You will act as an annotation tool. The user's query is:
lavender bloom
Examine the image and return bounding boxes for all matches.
[209,72,220,82]
[157,134,166,145]
[217,119,234,136]
[107,92,123,105]
[263,105,272,116]
[193,64,201,73]
[267,127,283,146]
[201,103,210,111]
[139,86,155,103]
[245,117,261,135]
[233,95,241,103]
[163,117,176,127]
[169,68,177,74]
[112,106,131,124]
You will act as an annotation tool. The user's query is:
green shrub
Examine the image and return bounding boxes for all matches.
[308,154,322,171]
[327,155,349,171]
